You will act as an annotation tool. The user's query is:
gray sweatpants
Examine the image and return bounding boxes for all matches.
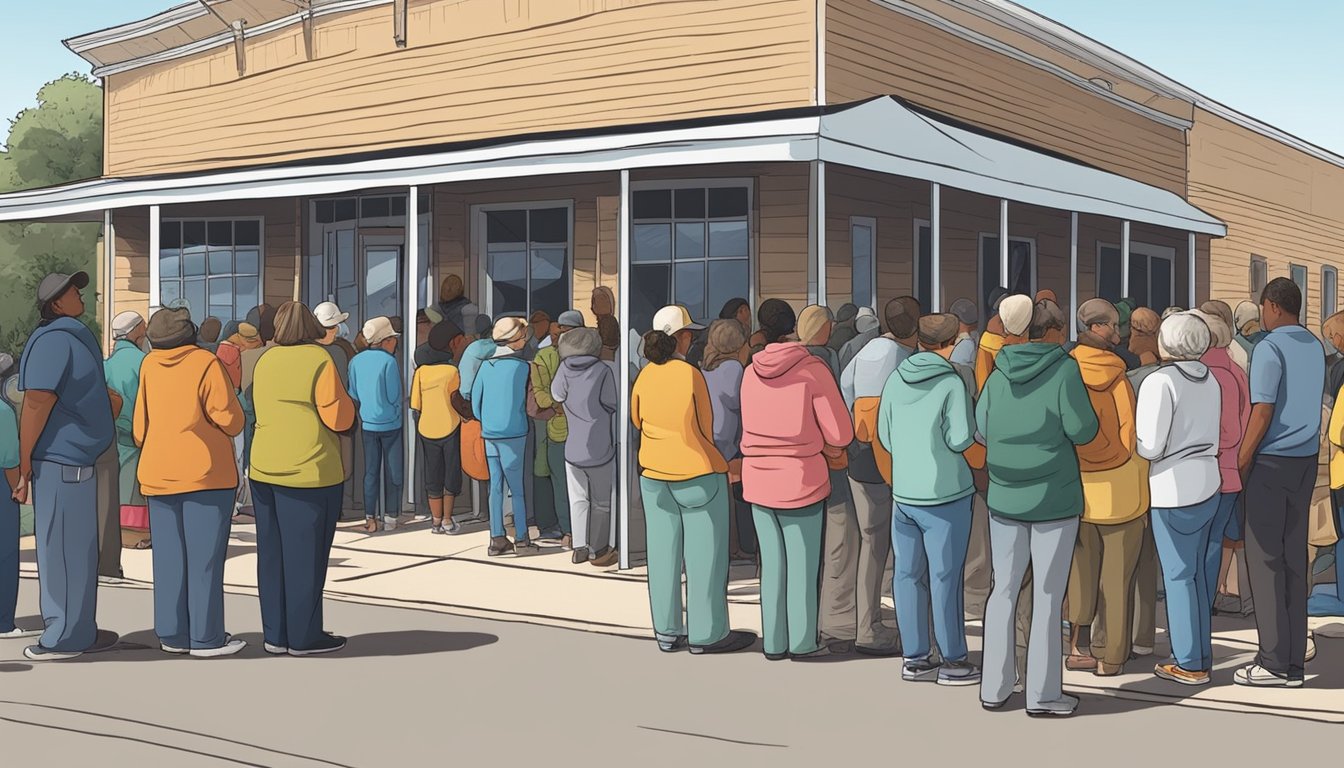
[32,460,100,652]
[982,514,1078,710]
[566,460,615,552]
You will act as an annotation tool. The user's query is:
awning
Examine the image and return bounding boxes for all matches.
[0,97,1226,236]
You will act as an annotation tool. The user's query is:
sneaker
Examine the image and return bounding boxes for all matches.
[657,635,688,653]
[288,634,347,657]
[487,536,515,557]
[1153,662,1210,686]
[430,521,447,534]
[789,646,833,662]
[514,540,540,556]
[571,547,590,564]
[0,627,42,639]
[383,518,398,532]
[855,643,902,657]
[1131,644,1155,657]
[537,528,564,542]
[160,641,190,655]
[1234,663,1302,688]
[1306,631,1317,662]
[1213,592,1245,616]
[937,660,982,686]
[413,512,432,523]
[689,630,757,655]
[443,520,463,535]
[24,645,83,661]
[263,642,289,655]
[591,548,620,568]
[86,630,120,653]
[1026,694,1079,718]
[902,657,941,682]
[190,635,247,658]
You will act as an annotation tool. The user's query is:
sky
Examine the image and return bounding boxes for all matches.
[0,1,1339,153]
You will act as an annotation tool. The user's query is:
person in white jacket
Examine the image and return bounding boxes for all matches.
[1136,311,1222,687]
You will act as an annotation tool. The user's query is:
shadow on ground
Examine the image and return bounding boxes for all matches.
[82,629,498,662]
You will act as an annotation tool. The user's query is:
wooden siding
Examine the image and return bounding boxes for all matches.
[112,208,151,324]
[1189,107,1344,329]
[104,0,816,176]
[825,0,1188,195]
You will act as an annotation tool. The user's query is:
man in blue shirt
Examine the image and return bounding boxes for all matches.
[15,272,118,660]
[348,316,404,533]
[472,317,535,557]
[1236,277,1326,688]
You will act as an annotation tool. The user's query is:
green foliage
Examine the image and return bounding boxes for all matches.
[0,74,104,358]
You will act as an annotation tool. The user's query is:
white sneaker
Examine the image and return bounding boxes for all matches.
[413,513,431,522]
[1233,663,1301,688]
[0,627,42,639]
[263,642,289,655]
[1306,632,1317,662]
[383,518,398,532]
[189,635,247,658]
[1026,694,1079,718]
[160,642,190,655]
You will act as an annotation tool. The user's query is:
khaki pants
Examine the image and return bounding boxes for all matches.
[819,475,897,649]
[964,492,992,620]
[1066,517,1146,666]
[1094,518,1157,651]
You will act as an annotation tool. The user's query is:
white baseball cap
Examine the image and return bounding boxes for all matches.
[111,311,145,339]
[651,305,705,336]
[314,301,349,329]
[362,316,399,346]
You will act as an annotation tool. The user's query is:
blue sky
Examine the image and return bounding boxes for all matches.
[0,0,1339,153]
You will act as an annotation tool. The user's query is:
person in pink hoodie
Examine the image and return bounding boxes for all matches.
[740,299,855,661]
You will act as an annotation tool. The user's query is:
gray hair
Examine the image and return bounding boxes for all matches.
[1157,312,1211,361]
[558,327,602,359]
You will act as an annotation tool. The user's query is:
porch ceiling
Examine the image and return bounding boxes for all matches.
[0,98,1226,236]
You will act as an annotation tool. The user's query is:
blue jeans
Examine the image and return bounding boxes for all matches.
[1309,487,1344,616]
[148,489,233,650]
[486,437,528,541]
[892,496,973,662]
[0,490,18,633]
[1151,495,1220,671]
[1204,492,1239,610]
[31,461,100,652]
[251,480,341,651]
[362,428,403,522]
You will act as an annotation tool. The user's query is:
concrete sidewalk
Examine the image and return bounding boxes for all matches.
[18,515,1344,723]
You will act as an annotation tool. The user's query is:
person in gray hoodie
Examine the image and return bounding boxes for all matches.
[551,327,620,567]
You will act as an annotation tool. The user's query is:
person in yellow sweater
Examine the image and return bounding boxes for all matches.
[133,307,246,657]
[410,321,468,535]
[248,301,356,657]
[631,305,755,656]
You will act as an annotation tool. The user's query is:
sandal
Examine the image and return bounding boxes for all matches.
[1065,654,1098,671]
[362,519,380,534]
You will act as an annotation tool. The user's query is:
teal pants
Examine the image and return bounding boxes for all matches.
[753,502,825,656]
[640,474,731,648]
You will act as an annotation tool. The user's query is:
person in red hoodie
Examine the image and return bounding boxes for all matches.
[740,299,855,661]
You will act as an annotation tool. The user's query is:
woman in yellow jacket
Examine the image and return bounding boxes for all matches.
[1065,299,1150,676]
[249,302,356,656]
[631,305,756,656]
[133,307,246,657]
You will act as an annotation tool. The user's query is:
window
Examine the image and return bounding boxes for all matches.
[1096,242,1175,310]
[1291,263,1309,322]
[914,220,932,312]
[851,217,876,310]
[160,219,262,324]
[978,234,1035,317]
[479,204,571,318]
[630,182,751,333]
[1324,266,1338,321]
[1250,255,1268,299]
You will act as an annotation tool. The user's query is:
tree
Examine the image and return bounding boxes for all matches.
[0,74,104,357]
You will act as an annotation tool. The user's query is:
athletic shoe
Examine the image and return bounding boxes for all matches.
[24,645,82,661]
[288,634,347,657]
[190,635,247,658]
[383,518,398,532]
[413,512,432,523]
[571,547,590,564]
[487,537,515,557]
[789,646,833,662]
[937,660,982,686]
[263,642,289,655]
[1234,663,1301,688]
[657,635,688,653]
[0,627,42,639]
[902,657,941,682]
[1153,662,1210,686]
[1306,631,1316,662]
[160,642,190,655]
[443,520,463,535]
[689,630,756,655]
[1026,694,1079,718]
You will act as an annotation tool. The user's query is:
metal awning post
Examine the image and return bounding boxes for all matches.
[404,185,419,508]
[930,183,941,312]
[617,169,632,570]
[1121,220,1132,298]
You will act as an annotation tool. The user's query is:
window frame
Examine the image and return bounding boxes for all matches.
[849,215,878,310]
[1250,254,1268,300]
[1290,263,1309,323]
[1324,265,1338,321]
[912,217,931,313]
[159,215,265,324]
[1095,240,1177,309]
[470,199,575,319]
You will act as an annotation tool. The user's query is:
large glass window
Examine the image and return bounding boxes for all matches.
[1097,243,1174,310]
[980,235,1035,316]
[483,205,571,318]
[631,184,750,333]
[160,219,262,324]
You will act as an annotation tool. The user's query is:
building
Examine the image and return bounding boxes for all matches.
[1,0,1340,565]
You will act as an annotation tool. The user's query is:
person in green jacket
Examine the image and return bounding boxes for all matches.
[879,314,980,687]
[531,309,584,544]
[976,298,1098,718]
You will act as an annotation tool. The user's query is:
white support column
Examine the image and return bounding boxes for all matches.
[999,199,1009,289]
[808,160,826,305]
[930,183,942,312]
[148,205,161,311]
[1188,232,1197,309]
[103,210,115,353]
[1070,212,1079,341]
[1121,220,1132,298]
[617,169,632,571]
[404,185,419,507]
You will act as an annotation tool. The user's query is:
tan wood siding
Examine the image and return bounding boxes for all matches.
[105,0,817,176]
[825,0,1188,195]
[112,208,151,324]
[1189,108,1344,329]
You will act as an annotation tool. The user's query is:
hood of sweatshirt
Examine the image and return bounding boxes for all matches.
[148,345,204,369]
[1072,344,1126,392]
[750,342,815,380]
[995,342,1069,385]
[897,351,959,385]
[1168,360,1210,382]
[560,354,604,373]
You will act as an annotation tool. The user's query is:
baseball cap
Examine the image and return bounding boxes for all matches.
[555,310,586,329]
[362,316,399,346]
[112,310,145,339]
[36,271,89,304]
[492,316,527,344]
[652,305,704,336]
[313,301,349,329]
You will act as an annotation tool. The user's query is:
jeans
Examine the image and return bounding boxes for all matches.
[640,474,731,648]
[250,480,341,651]
[566,461,615,552]
[31,461,100,652]
[0,490,18,633]
[982,514,1077,709]
[1150,495,1220,672]
[362,428,403,522]
[148,489,233,650]
[891,496,973,663]
[1204,492,1240,610]
[754,502,825,656]
[1244,454,1315,678]
[486,437,528,541]
[1308,487,1344,616]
